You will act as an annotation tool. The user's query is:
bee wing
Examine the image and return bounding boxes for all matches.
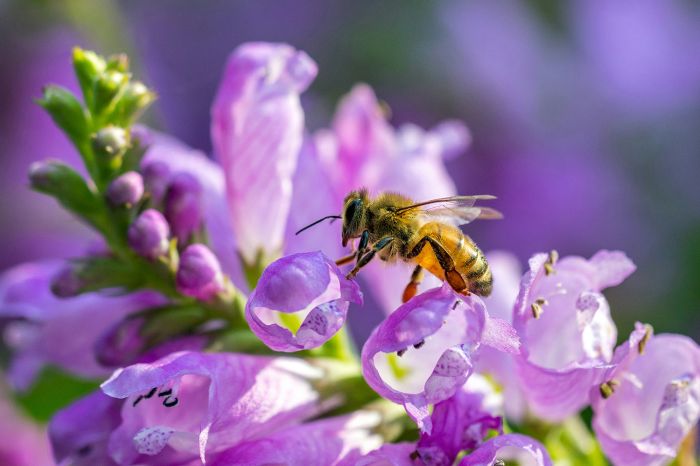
[397,195,502,226]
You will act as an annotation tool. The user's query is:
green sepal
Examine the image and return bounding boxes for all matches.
[72,47,106,109]
[139,304,208,345]
[52,256,143,295]
[38,85,89,148]
[92,70,128,120]
[29,160,106,231]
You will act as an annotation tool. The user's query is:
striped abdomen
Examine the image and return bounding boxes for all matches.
[408,222,492,297]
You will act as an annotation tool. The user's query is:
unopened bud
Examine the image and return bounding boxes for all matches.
[38,86,88,144]
[51,264,84,298]
[176,244,225,300]
[29,160,101,221]
[106,53,129,73]
[164,173,202,242]
[107,171,144,206]
[142,160,170,203]
[116,81,156,125]
[128,209,170,259]
[92,126,130,159]
[72,47,106,103]
[93,70,128,114]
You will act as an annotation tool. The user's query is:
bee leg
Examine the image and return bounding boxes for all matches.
[402,265,424,302]
[408,236,468,294]
[335,253,356,266]
[346,236,393,279]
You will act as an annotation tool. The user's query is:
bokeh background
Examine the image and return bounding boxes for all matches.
[1,0,699,441]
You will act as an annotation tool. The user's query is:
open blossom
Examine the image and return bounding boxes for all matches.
[246,251,362,351]
[0,261,163,389]
[458,433,552,466]
[211,42,318,265]
[100,351,321,464]
[513,250,636,420]
[362,284,519,431]
[591,324,700,466]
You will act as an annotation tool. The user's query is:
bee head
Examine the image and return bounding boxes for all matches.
[342,189,369,247]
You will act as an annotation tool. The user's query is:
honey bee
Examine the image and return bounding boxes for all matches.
[296,189,502,301]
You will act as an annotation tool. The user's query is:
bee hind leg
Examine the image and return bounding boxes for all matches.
[402,265,424,302]
[408,236,468,295]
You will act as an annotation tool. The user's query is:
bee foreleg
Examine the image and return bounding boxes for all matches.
[402,265,424,302]
[346,236,393,279]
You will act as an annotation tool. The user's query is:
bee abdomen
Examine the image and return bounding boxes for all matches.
[460,246,492,297]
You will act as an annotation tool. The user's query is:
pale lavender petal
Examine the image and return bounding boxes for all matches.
[458,433,552,466]
[591,330,700,466]
[346,443,416,466]
[101,351,320,464]
[211,42,317,264]
[361,284,517,432]
[429,120,472,160]
[246,251,362,351]
[0,261,164,389]
[208,412,383,466]
[49,391,122,466]
[512,251,633,420]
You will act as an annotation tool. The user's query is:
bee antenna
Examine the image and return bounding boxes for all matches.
[295,215,342,235]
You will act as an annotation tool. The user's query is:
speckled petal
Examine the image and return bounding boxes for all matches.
[101,351,320,464]
[245,251,362,351]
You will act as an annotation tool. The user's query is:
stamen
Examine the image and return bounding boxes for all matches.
[413,339,425,349]
[544,249,559,276]
[638,324,653,354]
[599,379,620,399]
[397,348,407,357]
[494,460,506,466]
[409,450,420,460]
[531,302,543,319]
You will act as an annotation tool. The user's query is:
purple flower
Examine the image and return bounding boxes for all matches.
[141,159,170,204]
[49,391,122,466]
[0,261,163,389]
[345,443,416,466]
[100,350,320,464]
[176,244,225,300]
[127,209,170,260]
[245,251,362,352]
[591,324,700,466]
[513,250,636,421]
[361,284,518,432]
[208,412,383,465]
[415,376,503,465]
[163,172,203,243]
[106,171,144,207]
[458,433,552,466]
[211,42,317,265]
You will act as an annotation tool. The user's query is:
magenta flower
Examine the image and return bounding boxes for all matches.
[0,261,162,389]
[208,412,383,466]
[458,433,552,466]
[100,350,321,464]
[591,324,700,466]
[513,250,636,420]
[245,251,362,351]
[175,244,225,300]
[211,42,317,265]
[361,284,519,431]
[127,209,170,260]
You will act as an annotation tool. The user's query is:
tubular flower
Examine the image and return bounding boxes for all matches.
[211,42,318,266]
[361,284,519,432]
[458,433,553,466]
[245,251,362,351]
[513,250,636,420]
[0,261,163,389]
[100,351,321,464]
[591,324,700,466]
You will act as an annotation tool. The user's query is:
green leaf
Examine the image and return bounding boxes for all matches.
[38,85,90,148]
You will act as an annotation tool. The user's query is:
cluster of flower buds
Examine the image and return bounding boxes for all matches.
[1,42,697,466]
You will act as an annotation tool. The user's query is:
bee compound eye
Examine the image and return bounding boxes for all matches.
[345,199,361,222]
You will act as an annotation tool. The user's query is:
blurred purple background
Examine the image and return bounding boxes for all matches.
[2,0,699,341]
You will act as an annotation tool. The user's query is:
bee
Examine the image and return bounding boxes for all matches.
[296,189,502,301]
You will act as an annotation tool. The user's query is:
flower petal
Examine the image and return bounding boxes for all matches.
[458,433,552,466]
[211,42,317,264]
[246,252,362,351]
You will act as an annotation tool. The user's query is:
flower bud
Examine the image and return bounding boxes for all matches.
[38,85,88,145]
[72,47,106,103]
[128,209,170,259]
[106,53,129,73]
[106,171,144,206]
[164,173,202,243]
[92,70,128,114]
[50,264,84,298]
[176,244,225,300]
[92,125,130,159]
[115,81,156,125]
[141,160,170,203]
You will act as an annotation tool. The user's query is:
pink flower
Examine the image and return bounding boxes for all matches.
[211,42,318,266]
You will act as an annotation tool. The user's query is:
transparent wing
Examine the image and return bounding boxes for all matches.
[396,195,503,226]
